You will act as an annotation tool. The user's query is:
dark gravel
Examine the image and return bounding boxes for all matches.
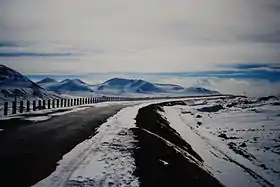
[133,101,224,187]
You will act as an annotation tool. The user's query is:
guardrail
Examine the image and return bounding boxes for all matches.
[1,94,228,117]
[2,97,131,116]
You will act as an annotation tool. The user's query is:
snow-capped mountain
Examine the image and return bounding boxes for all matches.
[38,77,220,96]
[38,78,93,94]
[91,78,219,96]
[93,78,163,94]
[184,87,220,95]
[37,77,57,84]
[0,65,60,103]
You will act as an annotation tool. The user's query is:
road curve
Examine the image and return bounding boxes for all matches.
[0,103,135,187]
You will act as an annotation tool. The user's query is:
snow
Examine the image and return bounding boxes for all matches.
[160,97,280,187]
[25,116,51,122]
[49,107,90,117]
[67,105,141,186]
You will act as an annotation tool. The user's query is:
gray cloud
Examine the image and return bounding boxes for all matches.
[0,52,73,57]
[238,30,280,44]
[0,41,21,48]
[0,0,279,74]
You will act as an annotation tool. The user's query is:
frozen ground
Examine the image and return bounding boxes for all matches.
[160,96,280,187]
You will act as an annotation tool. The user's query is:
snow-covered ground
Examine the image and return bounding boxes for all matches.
[160,96,280,187]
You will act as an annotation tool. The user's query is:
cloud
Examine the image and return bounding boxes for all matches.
[237,30,280,44]
[0,0,279,73]
[1,0,279,96]
[224,64,280,70]
[0,41,22,48]
[0,52,73,57]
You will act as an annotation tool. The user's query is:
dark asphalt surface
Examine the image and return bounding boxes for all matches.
[0,103,134,187]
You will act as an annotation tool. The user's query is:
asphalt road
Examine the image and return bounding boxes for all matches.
[0,103,134,187]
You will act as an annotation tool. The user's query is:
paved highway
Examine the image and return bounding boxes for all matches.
[0,103,137,187]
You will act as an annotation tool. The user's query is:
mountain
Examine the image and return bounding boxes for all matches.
[184,87,220,95]
[0,65,60,103]
[39,78,93,93]
[36,77,57,84]
[92,78,220,96]
[94,78,163,94]
[156,83,184,91]
[37,77,220,96]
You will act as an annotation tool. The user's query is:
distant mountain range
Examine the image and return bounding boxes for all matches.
[37,77,220,96]
[0,65,220,103]
[38,78,93,94]
[0,65,61,103]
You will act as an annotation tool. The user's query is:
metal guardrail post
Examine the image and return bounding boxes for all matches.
[42,100,46,109]
[12,101,16,114]
[52,99,55,108]
[26,100,30,112]
[33,100,36,111]
[48,100,51,109]
[60,99,64,108]
[38,100,42,110]
[19,101,24,113]
[4,102,8,116]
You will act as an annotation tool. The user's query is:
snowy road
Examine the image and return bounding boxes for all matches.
[0,102,138,187]
[33,104,148,187]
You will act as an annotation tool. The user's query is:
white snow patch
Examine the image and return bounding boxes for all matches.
[25,116,51,122]
[49,107,90,117]
[159,159,169,166]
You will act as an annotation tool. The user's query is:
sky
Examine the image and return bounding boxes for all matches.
[0,0,279,96]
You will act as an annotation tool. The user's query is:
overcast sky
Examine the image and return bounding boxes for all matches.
[0,0,279,96]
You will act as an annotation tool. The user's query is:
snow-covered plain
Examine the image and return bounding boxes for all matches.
[160,97,280,187]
